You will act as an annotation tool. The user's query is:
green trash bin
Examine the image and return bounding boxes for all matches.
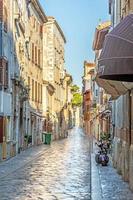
[45,133,52,144]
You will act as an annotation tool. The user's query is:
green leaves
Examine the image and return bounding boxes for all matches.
[71,84,80,93]
[71,84,82,107]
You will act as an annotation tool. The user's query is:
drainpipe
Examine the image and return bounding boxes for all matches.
[0,22,2,56]
[0,21,3,112]
[129,90,132,146]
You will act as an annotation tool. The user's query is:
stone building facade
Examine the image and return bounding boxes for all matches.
[13,0,47,152]
[0,0,14,160]
[0,0,73,161]
[82,58,111,140]
[82,61,95,135]
[109,0,133,189]
[95,0,133,191]
[43,17,68,139]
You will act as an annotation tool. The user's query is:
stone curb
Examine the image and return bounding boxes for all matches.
[91,153,103,200]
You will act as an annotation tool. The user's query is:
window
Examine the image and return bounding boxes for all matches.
[32,43,34,62]
[109,0,112,14]
[0,117,4,143]
[35,46,37,64]
[40,25,43,36]
[28,77,30,99]
[35,81,37,102]
[32,79,34,101]
[4,61,8,89]
[28,77,30,86]
[0,67,4,87]
[41,85,42,103]
[38,83,40,103]
[95,89,98,96]
[0,58,8,89]
[38,49,40,66]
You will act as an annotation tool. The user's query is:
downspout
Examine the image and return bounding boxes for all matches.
[0,21,2,56]
[129,90,132,146]
[128,89,132,182]
[0,20,3,113]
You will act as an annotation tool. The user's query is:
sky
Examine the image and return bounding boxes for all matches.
[39,0,110,88]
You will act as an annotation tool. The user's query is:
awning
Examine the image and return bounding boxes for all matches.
[98,14,133,82]
[95,75,129,99]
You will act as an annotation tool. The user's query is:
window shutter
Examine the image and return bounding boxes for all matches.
[35,81,37,102]
[41,84,42,103]
[40,25,43,36]
[4,60,8,89]
[0,59,4,86]
[35,46,37,64]
[0,0,3,21]
[0,58,8,88]
[38,49,40,66]
[32,79,34,101]
[0,117,4,143]
[32,43,34,62]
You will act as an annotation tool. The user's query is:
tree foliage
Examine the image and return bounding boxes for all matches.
[71,84,82,107]
[71,85,80,93]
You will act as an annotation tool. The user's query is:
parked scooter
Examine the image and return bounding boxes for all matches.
[95,141,109,166]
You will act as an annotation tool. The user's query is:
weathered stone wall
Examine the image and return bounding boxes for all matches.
[113,93,130,182]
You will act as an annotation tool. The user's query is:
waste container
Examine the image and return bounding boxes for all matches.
[44,133,52,144]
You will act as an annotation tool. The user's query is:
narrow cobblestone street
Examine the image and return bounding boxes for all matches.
[0,128,91,200]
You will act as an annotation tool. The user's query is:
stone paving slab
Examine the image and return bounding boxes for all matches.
[0,144,50,179]
[91,151,133,200]
[0,128,91,200]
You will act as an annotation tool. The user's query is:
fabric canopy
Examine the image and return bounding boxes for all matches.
[95,75,128,99]
[98,14,133,82]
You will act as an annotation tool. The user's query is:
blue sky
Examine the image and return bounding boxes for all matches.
[39,0,110,87]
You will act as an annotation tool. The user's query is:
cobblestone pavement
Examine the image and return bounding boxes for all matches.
[0,128,91,200]
[91,141,133,200]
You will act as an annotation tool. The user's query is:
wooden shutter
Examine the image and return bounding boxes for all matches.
[41,84,42,103]
[32,43,34,62]
[0,117,4,143]
[0,59,4,86]
[35,81,37,102]
[0,0,3,21]
[32,79,34,101]
[0,58,8,87]
[35,46,37,64]
[28,77,30,99]
[40,25,43,36]
[4,60,8,89]
[38,49,40,67]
